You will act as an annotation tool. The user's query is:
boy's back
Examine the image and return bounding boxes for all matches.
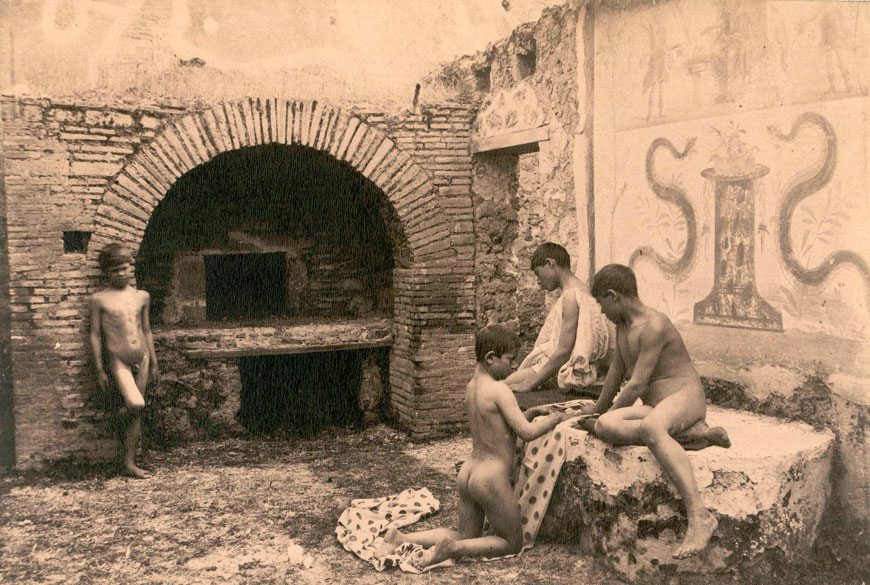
[466,373,518,471]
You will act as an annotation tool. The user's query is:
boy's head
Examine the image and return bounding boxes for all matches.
[591,264,638,323]
[530,242,571,292]
[98,243,133,286]
[475,324,520,380]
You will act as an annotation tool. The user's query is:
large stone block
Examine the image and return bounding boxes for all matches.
[540,406,835,581]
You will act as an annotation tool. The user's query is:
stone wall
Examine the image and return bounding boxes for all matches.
[425,2,587,357]
[0,96,476,467]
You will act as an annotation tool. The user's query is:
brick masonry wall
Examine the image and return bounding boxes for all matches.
[0,96,475,468]
[432,3,584,354]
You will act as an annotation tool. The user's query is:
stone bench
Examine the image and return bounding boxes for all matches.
[539,405,835,581]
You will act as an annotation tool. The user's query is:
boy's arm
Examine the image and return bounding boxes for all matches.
[592,346,625,414]
[524,405,555,421]
[88,297,109,390]
[494,384,567,442]
[140,292,160,383]
[508,295,580,393]
[611,319,666,409]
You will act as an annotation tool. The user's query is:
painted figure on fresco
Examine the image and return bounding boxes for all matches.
[694,122,782,330]
[382,325,571,569]
[504,243,611,394]
[798,5,860,96]
[88,243,160,479]
[703,0,751,103]
[578,264,729,559]
[642,22,681,121]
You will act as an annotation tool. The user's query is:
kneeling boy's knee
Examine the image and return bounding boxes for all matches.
[506,531,523,554]
[126,399,145,413]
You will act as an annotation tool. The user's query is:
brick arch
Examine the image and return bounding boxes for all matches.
[88,98,450,266]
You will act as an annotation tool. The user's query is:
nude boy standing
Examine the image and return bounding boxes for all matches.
[89,243,159,478]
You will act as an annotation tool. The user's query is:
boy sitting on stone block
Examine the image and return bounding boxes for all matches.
[505,242,611,394]
[88,243,160,479]
[383,324,571,568]
[580,264,729,558]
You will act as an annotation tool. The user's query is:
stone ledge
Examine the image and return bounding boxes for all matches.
[540,406,835,581]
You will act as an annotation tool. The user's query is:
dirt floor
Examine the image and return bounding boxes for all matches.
[0,424,862,585]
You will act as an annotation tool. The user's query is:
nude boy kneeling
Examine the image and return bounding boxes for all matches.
[88,243,160,479]
[384,324,570,568]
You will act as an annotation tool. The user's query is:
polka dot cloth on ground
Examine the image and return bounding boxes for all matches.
[336,400,593,572]
[335,487,446,573]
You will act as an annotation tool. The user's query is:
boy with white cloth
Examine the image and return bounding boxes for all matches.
[505,242,610,393]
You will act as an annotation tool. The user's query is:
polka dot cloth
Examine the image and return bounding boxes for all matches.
[512,414,577,553]
[483,400,593,558]
[335,487,443,573]
[337,400,591,572]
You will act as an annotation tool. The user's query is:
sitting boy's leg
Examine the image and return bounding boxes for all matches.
[592,409,729,450]
[638,390,717,558]
[593,404,653,444]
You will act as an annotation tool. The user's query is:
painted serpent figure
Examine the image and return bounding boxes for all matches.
[629,136,697,282]
[768,112,870,301]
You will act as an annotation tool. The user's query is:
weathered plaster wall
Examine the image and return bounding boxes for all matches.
[0,0,556,107]
[459,2,587,356]
[592,0,870,533]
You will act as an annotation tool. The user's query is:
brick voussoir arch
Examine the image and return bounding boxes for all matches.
[89,98,452,266]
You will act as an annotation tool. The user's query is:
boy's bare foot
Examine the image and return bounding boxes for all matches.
[416,538,454,569]
[371,538,399,558]
[122,464,151,479]
[674,511,718,559]
[705,426,731,448]
[383,526,406,546]
[677,422,731,451]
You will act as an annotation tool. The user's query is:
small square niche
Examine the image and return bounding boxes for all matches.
[63,231,91,254]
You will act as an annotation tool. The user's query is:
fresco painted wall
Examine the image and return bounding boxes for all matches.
[594,0,870,343]
[592,0,870,535]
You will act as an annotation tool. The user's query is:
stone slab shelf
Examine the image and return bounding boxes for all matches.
[539,406,835,581]
[153,317,393,359]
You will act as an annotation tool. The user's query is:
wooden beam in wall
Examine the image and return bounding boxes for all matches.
[470,125,550,154]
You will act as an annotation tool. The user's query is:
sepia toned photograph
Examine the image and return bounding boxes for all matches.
[0,0,868,583]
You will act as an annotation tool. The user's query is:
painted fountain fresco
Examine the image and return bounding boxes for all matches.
[593,0,870,341]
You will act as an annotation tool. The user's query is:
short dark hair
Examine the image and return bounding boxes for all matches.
[475,324,520,363]
[98,243,132,273]
[591,264,638,298]
[530,242,571,269]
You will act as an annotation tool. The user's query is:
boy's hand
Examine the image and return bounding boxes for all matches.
[149,365,161,385]
[525,406,550,420]
[97,370,110,391]
[578,402,597,416]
